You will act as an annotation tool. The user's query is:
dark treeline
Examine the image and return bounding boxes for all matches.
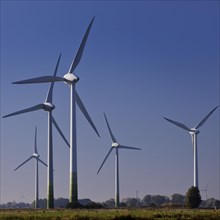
[1,194,220,209]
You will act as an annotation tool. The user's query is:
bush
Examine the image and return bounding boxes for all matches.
[186,186,201,208]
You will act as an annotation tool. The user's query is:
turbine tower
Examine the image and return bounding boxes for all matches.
[97,113,141,208]
[3,54,70,209]
[164,105,219,188]
[14,126,47,209]
[11,17,100,204]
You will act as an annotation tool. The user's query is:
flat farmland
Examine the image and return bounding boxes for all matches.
[0,208,220,220]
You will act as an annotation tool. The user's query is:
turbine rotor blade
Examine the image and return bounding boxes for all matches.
[119,145,142,150]
[69,16,95,73]
[53,54,61,77]
[163,117,191,131]
[38,158,48,167]
[104,113,117,143]
[3,104,44,118]
[75,91,100,137]
[195,105,219,129]
[97,147,113,174]
[12,76,65,84]
[46,54,61,103]
[51,115,70,148]
[14,156,34,171]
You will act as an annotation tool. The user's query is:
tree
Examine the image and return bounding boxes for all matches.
[84,202,103,209]
[171,194,185,205]
[214,200,220,209]
[121,197,141,207]
[151,195,169,206]
[186,186,201,208]
[142,194,170,207]
[142,195,152,206]
[55,198,69,208]
[103,199,115,208]
[66,202,83,209]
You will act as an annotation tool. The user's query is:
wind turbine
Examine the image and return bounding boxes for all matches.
[11,17,100,204]
[201,184,208,200]
[164,105,219,188]
[97,113,141,208]
[14,126,47,209]
[3,54,70,209]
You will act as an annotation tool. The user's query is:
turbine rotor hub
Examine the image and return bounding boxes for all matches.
[43,102,55,111]
[63,73,80,84]
[112,142,120,148]
[33,153,39,158]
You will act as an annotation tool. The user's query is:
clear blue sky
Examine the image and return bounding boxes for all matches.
[1,0,219,204]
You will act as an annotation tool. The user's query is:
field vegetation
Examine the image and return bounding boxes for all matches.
[1,208,220,220]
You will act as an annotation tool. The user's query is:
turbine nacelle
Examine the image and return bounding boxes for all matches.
[43,102,55,111]
[190,128,200,135]
[63,73,79,84]
[112,142,120,148]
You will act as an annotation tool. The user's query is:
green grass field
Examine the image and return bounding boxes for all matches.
[0,208,220,220]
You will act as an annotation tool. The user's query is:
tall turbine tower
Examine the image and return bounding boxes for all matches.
[97,113,141,208]
[11,17,99,204]
[164,105,219,188]
[14,127,47,208]
[3,54,70,208]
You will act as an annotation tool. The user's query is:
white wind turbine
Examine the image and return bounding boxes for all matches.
[14,126,47,208]
[164,105,219,188]
[11,17,100,204]
[97,113,141,208]
[201,184,208,200]
[3,54,70,209]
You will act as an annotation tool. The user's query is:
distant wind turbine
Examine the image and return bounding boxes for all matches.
[97,113,141,208]
[201,184,208,200]
[11,17,100,204]
[14,126,47,209]
[3,54,70,209]
[164,105,219,188]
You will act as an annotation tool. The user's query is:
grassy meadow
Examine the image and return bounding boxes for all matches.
[1,208,220,220]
